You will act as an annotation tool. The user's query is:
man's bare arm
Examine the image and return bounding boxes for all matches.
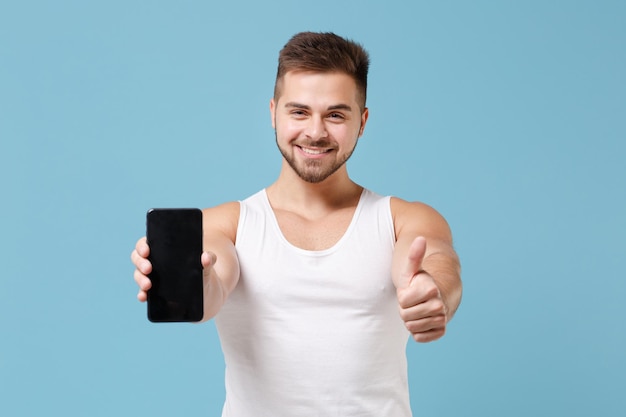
[199,202,240,321]
[391,198,462,342]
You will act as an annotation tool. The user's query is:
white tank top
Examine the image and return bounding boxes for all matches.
[215,189,412,417]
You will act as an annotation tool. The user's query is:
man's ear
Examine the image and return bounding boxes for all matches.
[359,107,369,137]
[270,98,276,129]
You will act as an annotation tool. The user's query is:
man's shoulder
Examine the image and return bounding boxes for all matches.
[390,197,451,240]
[202,201,240,242]
[203,201,240,216]
[390,196,438,217]
[201,189,266,231]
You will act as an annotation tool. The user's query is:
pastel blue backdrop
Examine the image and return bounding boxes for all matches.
[1,1,624,415]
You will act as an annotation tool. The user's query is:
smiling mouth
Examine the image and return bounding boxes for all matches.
[298,146,332,155]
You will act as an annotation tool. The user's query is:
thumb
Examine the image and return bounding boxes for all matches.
[201,251,217,270]
[400,236,427,288]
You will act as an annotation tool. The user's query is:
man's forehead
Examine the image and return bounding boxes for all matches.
[277,71,359,104]
[282,70,355,83]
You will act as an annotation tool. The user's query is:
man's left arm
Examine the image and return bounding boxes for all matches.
[391,198,462,343]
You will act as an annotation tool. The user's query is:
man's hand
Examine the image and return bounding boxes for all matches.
[131,237,152,302]
[396,236,448,343]
[131,236,216,303]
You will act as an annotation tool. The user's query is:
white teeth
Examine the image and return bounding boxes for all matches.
[301,147,327,155]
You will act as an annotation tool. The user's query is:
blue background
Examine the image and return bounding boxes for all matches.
[1,1,624,415]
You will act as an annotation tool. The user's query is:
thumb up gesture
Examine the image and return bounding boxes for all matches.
[396,236,448,343]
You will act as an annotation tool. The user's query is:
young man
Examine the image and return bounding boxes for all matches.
[132,32,462,416]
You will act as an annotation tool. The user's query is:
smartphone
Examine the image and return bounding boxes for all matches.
[146,208,203,322]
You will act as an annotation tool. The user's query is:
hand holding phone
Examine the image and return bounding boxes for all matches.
[146,208,204,322]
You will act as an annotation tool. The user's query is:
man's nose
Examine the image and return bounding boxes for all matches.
[304,116,327,140]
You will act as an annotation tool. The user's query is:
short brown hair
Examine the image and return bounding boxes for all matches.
[274,32,370,111]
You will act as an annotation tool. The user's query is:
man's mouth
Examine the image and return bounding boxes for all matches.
[298,146,331,155]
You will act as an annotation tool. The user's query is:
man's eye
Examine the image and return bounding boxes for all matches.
[328,113,344,119]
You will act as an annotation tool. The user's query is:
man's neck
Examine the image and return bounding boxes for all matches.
[266,165,363,218]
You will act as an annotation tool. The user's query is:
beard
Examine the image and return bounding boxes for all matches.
[275,132,358,183]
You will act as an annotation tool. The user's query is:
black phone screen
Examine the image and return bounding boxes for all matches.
[146,208,203,322]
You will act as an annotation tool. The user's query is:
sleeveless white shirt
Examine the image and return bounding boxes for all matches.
[215,189,412,417]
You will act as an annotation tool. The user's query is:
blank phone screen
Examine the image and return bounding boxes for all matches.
[146,208,203,322]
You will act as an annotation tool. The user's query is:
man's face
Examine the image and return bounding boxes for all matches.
[270,71,369,183]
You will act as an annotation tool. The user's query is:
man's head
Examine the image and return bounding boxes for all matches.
[274,32,370,112]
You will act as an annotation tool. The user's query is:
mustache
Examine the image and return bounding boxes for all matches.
[272,131,336,149]
[297,140,334,148]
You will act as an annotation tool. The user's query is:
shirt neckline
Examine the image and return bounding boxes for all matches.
[260,188,369,256]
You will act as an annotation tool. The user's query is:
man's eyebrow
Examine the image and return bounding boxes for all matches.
[284,102,310,110]
[283,102,353,112]
[327,104,353,112]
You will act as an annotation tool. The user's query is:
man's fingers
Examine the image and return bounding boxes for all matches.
[133,269,152,290]
[397,268,448,343]
[131,237,152,276]
[137,290,148,302]
[135,236,149,258]
[131,250,152,276]
[401,298,447,343]
[397,272,439,308]
[131,237,152,303]
[403,315,447,335]
[409,326,446,343]
[134,268,151,303]
[398,296,446,322]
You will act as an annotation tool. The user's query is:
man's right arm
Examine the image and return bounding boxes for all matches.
[198,201,240,321]
[131,201,241,322]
